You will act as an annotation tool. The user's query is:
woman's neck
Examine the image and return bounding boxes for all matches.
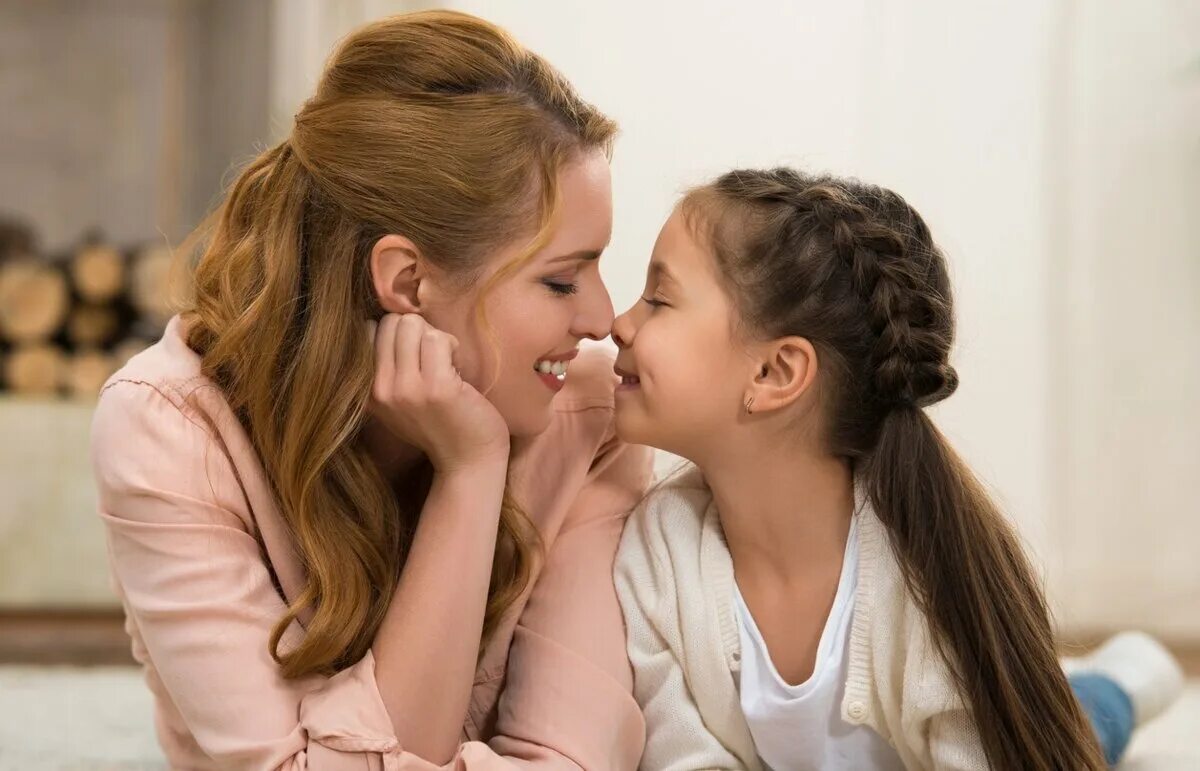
[699,434,854,583]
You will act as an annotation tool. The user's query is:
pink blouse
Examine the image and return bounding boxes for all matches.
[90,316,652,770]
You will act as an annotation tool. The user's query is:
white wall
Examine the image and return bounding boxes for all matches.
[1052,1,1200,637]
[392,0,1063,555]
[269,0,1200,638]
[0,1,183,251]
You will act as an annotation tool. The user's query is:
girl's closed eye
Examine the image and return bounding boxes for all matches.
[642,294,668,308]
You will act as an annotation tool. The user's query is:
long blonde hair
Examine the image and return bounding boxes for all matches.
[182,11,617,678]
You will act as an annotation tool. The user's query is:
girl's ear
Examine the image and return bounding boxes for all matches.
[743,336,818,414]
[371,234,427,315]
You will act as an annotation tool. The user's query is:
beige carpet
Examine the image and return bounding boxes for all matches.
[0,666,162,769]
[0,665,1196,769]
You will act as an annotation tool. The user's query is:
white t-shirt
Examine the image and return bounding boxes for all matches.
[734,515,905,771]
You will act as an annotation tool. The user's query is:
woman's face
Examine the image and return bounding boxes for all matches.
[424,150,616,437]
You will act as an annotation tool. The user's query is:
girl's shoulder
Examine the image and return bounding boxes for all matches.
[640,462,710,521]
[618,463,711,567]
[849,506,968,718]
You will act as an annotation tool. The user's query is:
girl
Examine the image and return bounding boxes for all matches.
[90,12,651,769]
[612,168,1183,769]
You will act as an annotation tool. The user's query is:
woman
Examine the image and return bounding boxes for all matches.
[91,11,650,769]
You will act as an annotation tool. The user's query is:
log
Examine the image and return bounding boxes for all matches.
[64,348,118,400]
[66,304,122,348]
[4,344,66,396]
[0,260,69,344]
[130,244,178,326]
[71,244,126,303]
[0,218,36,263]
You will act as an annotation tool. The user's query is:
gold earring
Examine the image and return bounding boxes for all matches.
[744,396,755,415]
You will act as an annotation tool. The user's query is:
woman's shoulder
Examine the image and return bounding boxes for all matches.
[532,343,625,458]
[511,344,653,518]
[89,313,279,550]
[554,343,621,412]
[91,315,245,508]
[97,315,218,422]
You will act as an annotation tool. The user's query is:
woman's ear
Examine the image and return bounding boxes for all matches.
[370,234,426,315]
[744,336,818,414]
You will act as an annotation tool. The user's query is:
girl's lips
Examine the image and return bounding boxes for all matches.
[613,365,640,391]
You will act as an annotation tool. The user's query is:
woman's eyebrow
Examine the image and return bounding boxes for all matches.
[548,249,603,264]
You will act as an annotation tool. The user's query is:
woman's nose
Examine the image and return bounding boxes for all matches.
[573,275,616,341]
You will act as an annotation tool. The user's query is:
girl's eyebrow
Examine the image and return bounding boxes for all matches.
[649,261,679,286]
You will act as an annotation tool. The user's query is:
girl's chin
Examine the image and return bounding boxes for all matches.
[613,406,655,447]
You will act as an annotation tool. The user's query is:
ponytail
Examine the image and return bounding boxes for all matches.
[866,407,1105,770]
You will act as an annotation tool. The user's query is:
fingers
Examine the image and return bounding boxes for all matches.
[420,328,460,394]
[375,314,462,403]
[394,314,426,393]
[372,315,399,400]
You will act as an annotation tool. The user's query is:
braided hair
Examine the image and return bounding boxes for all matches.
[681,168,1105,770]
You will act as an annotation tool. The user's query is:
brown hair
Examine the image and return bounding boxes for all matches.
[682,168,1105,770]
[180,11,617,678]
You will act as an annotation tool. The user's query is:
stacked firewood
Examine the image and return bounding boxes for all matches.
[0,219,180,400]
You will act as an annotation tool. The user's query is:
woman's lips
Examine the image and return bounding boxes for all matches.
[536,370,567,392]
[534,349,579,392]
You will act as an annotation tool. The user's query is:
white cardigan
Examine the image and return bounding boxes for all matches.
[614,466,989,771]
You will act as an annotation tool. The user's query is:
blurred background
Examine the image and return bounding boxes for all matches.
[0,0,1197,767]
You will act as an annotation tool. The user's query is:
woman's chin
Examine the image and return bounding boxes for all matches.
[503,404,556,440]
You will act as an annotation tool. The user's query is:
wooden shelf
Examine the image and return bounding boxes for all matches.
[0,609,132,666]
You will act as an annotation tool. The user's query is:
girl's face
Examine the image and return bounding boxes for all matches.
[611,208,756,459]
[425,151,616,437]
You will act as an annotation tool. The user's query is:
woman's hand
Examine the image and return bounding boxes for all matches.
[369,313,510,473]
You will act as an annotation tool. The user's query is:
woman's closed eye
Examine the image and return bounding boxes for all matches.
[543,278,579,296]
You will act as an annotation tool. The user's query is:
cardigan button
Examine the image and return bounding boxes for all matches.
[847,701,867,722]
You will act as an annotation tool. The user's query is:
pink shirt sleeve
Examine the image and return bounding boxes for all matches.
[92,380,650,770]
[488,420,653,769]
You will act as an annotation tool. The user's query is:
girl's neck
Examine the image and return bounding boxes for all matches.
[699,434,855,583]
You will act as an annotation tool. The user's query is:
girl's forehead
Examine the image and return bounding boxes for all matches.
[655,212,727,284]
